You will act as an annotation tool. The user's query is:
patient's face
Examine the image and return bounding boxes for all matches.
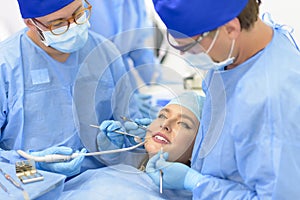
[145,104,199,164]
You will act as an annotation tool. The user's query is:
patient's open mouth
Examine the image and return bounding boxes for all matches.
[152,132,171,144]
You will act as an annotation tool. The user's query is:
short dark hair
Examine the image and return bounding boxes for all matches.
[237,0,261,30]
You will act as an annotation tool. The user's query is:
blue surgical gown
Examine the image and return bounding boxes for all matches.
[190,26,300,199]
[59,164,192,200]
[0,28,142,173]
[89,0,159,85]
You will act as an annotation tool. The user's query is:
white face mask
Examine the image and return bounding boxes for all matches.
[184,29,235,70]
[34,15,90,53]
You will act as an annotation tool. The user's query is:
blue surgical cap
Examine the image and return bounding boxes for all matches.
[167,92,205,122]
[17,0,75,18]
[153,0,248,38]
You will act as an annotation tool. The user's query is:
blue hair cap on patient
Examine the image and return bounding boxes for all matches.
[17,0,75,18]
[167,92,205,122]
[153,0,248,38]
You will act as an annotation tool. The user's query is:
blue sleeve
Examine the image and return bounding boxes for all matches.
[129,49,159,84]
[0,66,25,164]
[192,175,257,199]
[96,131,123,165]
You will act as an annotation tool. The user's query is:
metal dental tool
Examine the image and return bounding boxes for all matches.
[160,170,163,194]
[159,147,164,194]
[17,141,145,163]
[0,168,30,200]
[89,124,143,143]
[120,116,148,131]
[0,181,9,194]
[0,168,23,191]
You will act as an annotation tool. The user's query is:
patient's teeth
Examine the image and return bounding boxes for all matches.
[154,135,169,143]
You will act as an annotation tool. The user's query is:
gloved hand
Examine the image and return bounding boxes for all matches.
[124,118,152,144]
[98,120,125,148]
[30,146,86,177]
[146,151,203,191]
[135,93,159,119]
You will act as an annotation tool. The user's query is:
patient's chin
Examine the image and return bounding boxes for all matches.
[144,142,159,156]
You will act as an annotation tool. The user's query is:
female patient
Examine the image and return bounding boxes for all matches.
[59,92,204,200]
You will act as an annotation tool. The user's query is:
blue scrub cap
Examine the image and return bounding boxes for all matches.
[153,0,248,38]
[17,0,75,18]
[167,92,205,122]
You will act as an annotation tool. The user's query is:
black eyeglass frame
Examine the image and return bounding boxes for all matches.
[166,31,209,53]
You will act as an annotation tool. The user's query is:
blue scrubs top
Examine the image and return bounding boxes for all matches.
[191,27,300,199]
[0,28,142,172]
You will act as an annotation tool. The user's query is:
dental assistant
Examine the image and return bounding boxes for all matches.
[146,0,300,199]
[0,0,141,178]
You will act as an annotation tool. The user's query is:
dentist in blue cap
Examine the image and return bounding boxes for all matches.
[146,0,300,199]
[0,0,141,178]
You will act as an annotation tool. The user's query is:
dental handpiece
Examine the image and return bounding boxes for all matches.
[17,150,79,162]
[17,141,145,163]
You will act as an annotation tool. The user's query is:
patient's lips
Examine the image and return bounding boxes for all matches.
[152,132,171,144]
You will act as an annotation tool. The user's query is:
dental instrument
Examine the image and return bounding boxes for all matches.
[89,124,143,143]
[159,147,163,194]
[120,116,148,131]
[0,168,23,191]
[17,141,145,163]
[0,168,30,200]
[160,170,163,194]
[0,181,9,194]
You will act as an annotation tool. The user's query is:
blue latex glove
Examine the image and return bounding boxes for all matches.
[98,120,125,148]
[124,118,152,144]
[146,151,203,191]
[135,93,159,119]
[30,146,86,177]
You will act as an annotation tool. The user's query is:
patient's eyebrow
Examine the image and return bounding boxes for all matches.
[160,108,170,113]
[181,114,196,127]
[159,108,197,127]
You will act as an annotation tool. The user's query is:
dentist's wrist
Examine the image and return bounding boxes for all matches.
[184,168,203,191]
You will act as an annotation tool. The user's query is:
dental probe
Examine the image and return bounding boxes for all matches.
[0,180,9,194]
[159,147,164,194]
[17,141,145,163]
[120,116,148,131]
[89,124,143,143]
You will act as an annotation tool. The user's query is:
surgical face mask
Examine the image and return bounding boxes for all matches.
[36,15,90,53]
[184,29,235,70]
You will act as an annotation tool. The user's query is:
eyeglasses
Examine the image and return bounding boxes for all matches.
[166,31,209,53]
[32,0,92,35]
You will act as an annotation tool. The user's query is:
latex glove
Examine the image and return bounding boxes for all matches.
[124,118,152,144]
[30,146,86,177]
[146,151,203,191]
[135,93,159,119]
[98,120,125,148]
